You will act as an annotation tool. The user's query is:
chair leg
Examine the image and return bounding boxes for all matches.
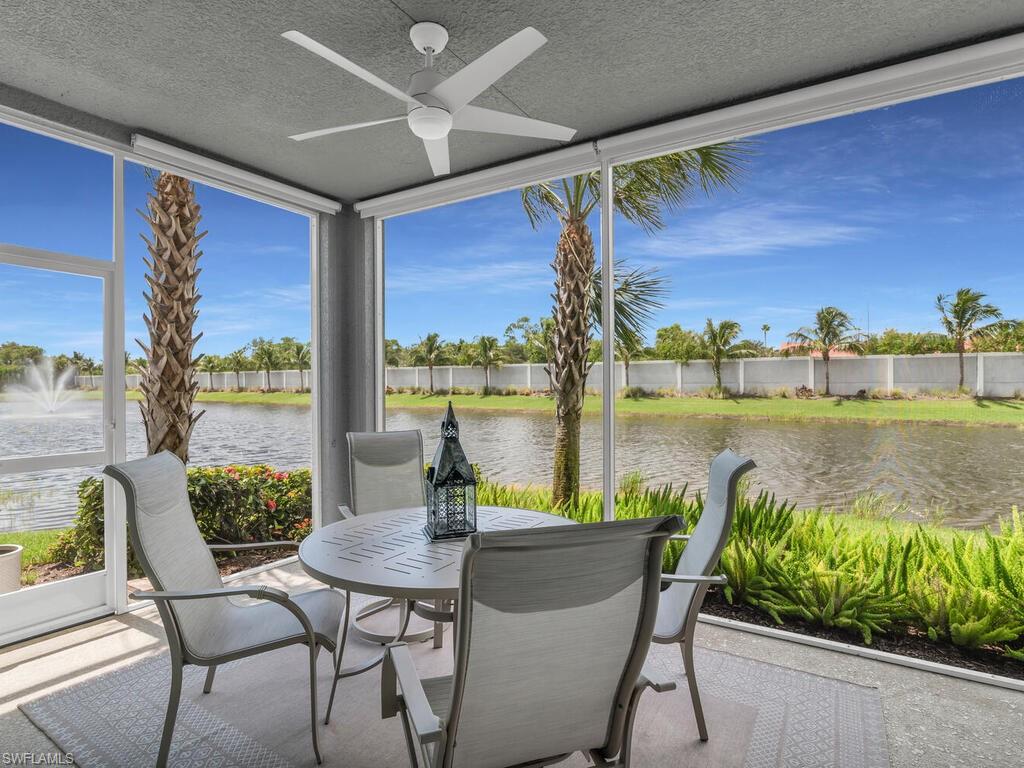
[432,598,443,650]
[308,641,323,765]
[325,589,351,725]
[202,665,216,694]
[680,641,708,741]
[156,657,183,768]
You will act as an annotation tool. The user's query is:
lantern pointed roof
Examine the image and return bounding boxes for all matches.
[430,401,475,486]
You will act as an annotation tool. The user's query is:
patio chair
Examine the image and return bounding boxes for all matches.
[104,451,343,767]
[325,430,444,723]
[342,429,442,645]
[654,448,756,741]
[382,515,683,768]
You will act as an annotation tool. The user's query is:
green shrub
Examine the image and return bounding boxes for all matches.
[478,478,1024,659]
[46,463,1024,663]
[620,386,649,400]
[48,464,312,576]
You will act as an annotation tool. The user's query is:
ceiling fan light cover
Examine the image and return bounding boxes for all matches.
[408,105,453,140]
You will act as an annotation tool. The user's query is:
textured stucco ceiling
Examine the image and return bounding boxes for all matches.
[1,1,1023,202]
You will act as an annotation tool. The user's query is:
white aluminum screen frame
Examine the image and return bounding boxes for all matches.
[367,30,1024,522]
[0,113,324,644]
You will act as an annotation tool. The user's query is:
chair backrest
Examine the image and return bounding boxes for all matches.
[441,516,682,768]
[347,430,425,515]
[657,448,755,642]
[104,451,225,659]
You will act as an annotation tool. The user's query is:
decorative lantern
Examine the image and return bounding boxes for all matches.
[425,402,477,540]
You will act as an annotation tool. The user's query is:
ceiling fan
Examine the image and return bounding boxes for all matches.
[281,22,577,177]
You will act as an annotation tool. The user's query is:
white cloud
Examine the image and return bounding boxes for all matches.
[625,203,870,260]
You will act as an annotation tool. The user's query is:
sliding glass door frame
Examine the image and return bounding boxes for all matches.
[0,230,125,644]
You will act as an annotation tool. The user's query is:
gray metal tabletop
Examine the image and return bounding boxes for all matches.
[298,505,574,600]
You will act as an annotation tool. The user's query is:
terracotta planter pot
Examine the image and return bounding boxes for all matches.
[0,544,23,594]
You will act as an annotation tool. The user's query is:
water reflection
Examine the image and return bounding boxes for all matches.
[2,399,1022,531]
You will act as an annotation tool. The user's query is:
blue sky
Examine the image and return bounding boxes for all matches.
[0,130,309,359]
[3,76,1024,358]
[386,77,1024,347]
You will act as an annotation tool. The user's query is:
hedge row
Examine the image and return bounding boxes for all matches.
[49,465,311,576]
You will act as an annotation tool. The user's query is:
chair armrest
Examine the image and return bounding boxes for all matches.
[338,504,355,520]
[638,666,677,694]
[669,534,691,542]
[130,585,290,603]
[661,573,727,586]
[132,585,320,649]
[410,600,455,624]
[382,643,444,744]
[207,541,299,552]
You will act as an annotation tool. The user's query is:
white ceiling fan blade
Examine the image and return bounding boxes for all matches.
[430,27,546,111]
[453,105,576,142]
[282,30,416,105]
[289,116,406,141]
[422,136,450,176]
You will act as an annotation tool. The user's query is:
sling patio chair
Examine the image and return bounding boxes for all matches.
[105,451,343,767]
[326,430,447,722]
[382,515,683,768]
[654,448,756,741]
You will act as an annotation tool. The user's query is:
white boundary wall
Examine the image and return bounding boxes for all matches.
[380,353,1024,397]
[74,353,1024,397]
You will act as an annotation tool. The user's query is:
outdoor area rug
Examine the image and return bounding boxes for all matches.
[21,606,889,768]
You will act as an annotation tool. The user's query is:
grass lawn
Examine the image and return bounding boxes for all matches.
[75,389,1024,426]
[87,390,311,406]
[0,529,67,584]
[387,392,1024,427]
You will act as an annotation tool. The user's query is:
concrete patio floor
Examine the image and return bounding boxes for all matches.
[2,561,1022,767]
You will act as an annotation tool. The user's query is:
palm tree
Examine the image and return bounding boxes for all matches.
[761,323,770,348]
[702,319,754,391]
[226,347,249,391]
[287,340,311,391]
[252,340,280,392]
[787,306,864,396]
[522,144,748,506]
[414,332,445,392]
[936,288,1004,389]
[136,172,206,461]
[198,355,218,390]
[615,335,643,389]
[473,336,502,393]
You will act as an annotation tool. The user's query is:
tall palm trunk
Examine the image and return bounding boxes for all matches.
[823,352,831,396]
[428,364,434,393]
[550,218,594,508]
[136,173,206,462]
[957,341,965,389]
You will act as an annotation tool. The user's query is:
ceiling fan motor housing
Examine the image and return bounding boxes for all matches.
[407,68,451,139]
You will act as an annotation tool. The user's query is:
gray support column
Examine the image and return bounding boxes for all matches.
[315,208,378,525]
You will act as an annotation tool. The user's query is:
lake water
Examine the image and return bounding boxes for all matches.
[3,399,1023,531]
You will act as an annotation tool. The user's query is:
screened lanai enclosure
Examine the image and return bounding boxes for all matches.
[3,3,1024,767]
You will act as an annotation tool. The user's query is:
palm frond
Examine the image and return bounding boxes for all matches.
[521,182,566,229]
[590,261,669,349]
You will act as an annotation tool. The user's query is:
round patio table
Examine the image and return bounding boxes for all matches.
[299,504,573,723]
[300,505,570,600]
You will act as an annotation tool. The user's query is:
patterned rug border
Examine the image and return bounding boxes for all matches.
[20,641,889,768]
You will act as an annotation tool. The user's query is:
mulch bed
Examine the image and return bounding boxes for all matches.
[24,549,293,586]
[701,589,1024,682]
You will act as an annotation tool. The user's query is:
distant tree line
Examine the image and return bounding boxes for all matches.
[385,288,1022,395]
[0,337,312,392]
